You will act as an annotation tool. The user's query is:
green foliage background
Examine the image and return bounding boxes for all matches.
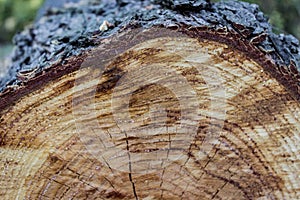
[0,0,299,44]
[0,0,43,44]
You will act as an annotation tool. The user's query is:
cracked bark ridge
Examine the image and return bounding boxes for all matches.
[0,0,300,199]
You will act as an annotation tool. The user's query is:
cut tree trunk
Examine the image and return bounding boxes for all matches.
[0,0,300,199]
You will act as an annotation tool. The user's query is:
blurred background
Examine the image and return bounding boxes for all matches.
[0,0,43,72]
[0,0,300,63]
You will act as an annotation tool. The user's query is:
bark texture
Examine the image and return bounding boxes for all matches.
[0,0,299,199]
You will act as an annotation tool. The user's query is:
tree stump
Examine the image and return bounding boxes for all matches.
[0,0,300,199]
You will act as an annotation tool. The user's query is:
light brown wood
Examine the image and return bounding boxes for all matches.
[0,31,300,199]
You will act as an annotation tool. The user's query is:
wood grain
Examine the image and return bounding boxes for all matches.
[1,32,299,199]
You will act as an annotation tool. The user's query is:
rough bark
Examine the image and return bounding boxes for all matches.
[0,0,299,199]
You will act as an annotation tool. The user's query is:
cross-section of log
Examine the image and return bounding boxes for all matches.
[0,0,300,199]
